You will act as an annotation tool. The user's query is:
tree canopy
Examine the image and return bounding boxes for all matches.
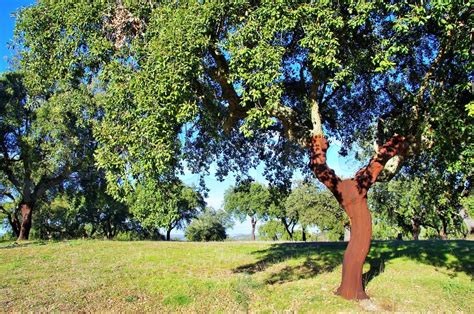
[0,72,95,239]
[131,181,205,240]
[286,181,346,240]
[224,181,271,240]
[13,1,471,197]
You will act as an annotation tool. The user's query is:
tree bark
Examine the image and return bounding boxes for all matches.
[412,220,421,240]
[309,135,407,300]
[335,179,372,300]
[17,202,33,241]
[251,217,256,241]
[281,218,294,240]
[440,219,448,240]
[166,228,172,241]
[3,209,21,238]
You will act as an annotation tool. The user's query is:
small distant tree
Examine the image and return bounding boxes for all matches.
[224,181,270,240]
[258,220,288,241]
[185,208,228,242]
[266,187,298,240]
[286,182,346,241]
[130,181,204,241]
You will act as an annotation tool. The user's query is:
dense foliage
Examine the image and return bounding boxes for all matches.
[286,182,346,240]
[0,1,471,247]
[224,181,271,240]
[370,168,467,240]
[14,1,471,197]
[0,71,95,239]
[130,182,205,240]
[185,208,228,241]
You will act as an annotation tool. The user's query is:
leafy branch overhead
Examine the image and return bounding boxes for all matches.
[14,2,471,196]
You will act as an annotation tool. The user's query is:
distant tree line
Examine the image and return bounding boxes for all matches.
[224,177,472,242]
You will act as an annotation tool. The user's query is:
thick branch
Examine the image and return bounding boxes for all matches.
[308,135,342,195]
[356,135,409,189]
[412,39,449,122]
[0,189,15,202]
[0,205,20,237]
[207,48,247,133]
[33,167,72,200]
[207,47,310,144]
[0,140,22,191]
[270,106,308,145]
[309,75,323,137]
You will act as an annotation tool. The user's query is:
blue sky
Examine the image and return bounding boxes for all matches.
[0,0,34,72]
[0,1,362,238]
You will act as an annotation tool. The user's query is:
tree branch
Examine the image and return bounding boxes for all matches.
[308,72,324,137]
[355,135,409,189]
[207,47,247,133]
[308,135,342,195]
[0,139,23,191]
[33,167,72,199]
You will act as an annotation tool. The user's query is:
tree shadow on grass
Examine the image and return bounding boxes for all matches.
[233,240,474,287]
[0,240,47,249]
[234,242,345,284]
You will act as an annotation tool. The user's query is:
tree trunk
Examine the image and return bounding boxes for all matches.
[302,226,307,242]
[334,180,372,300]
[309,135,407,300]
[166,228,172,241]
[17,202,33,241]
[440,220,448,240]
[251,217,256,241]
[5,211,21,238]
[281,218,293,240]
[412,220,421,240]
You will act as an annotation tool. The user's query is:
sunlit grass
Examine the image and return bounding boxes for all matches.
[0,240,472,312]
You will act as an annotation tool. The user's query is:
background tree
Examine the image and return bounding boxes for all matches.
[266,186,298,240]
[370,167,467,240]
[224,181,271,240]
[460,187,474,237]
[258,220,288,241]
[15,1,471,300]
[0,72,94,240]
[130,181,204,241]
[286,181,345,241]
[185,208,229,242]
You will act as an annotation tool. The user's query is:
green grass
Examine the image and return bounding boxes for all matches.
[0,240,472,312]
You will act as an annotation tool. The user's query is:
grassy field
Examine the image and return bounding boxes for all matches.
[0,240,472,312]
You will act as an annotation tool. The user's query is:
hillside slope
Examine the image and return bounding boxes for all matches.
[0,240,472,312]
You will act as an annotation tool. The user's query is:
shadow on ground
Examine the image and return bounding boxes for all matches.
[233,240,473,287]
[0,240,47,249]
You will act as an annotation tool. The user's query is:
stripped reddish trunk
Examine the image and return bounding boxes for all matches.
[17,202,34,241]
[334,179,372,299]
[309,135,407,300]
